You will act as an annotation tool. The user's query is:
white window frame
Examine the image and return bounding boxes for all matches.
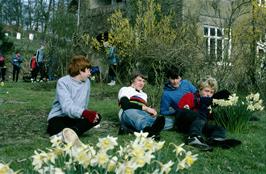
[204,25,231,60]
[257,0,266,7]
[257,34,266,58]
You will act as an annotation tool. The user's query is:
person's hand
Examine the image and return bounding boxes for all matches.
[200,97,213,107]
[142,105,157,116]
[82,110,101,123]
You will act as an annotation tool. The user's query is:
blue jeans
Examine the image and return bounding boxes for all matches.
[164,115,175,130]
[121,109,156,131]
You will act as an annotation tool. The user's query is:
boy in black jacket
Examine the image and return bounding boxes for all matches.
[177,76,241,150]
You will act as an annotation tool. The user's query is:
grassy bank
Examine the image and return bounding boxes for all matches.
[0,81,265,173]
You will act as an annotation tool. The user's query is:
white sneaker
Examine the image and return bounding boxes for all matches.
[107,80,116,86]
[53,128,84,147]
[63,128,84,147]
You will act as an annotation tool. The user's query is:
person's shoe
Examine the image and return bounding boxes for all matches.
[62,128,84,147]
[151,116,165,133]
[118,126,127,135]
[107,80,116,86]
[143,126,161,141]
[143,116,165,140]
[207,137,241,149]
[187,136,213,151]
[118,125,137,135]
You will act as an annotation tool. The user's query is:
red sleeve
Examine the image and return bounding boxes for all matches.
[177,93,195,110]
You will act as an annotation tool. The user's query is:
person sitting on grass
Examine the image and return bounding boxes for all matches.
[118,72,165,140]
[160,67,241,151]
[177,75,241,150]
[47,55,101,143]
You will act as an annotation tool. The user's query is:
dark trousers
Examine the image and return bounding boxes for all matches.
[0,67,6,81]
[47,116,100,136]
[175,109,225,139]
[31,68,38,81]
[37,62,45,80]
[108,64,117,81]
[12,65,20,82]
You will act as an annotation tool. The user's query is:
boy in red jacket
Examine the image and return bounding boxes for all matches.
[178,76,241,150]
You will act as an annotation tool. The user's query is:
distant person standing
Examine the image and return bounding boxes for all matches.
[11,51,23,82]
[30,53,38,82]
[36,45,45,82]
[0,52,6,82]
[104,42,119,86]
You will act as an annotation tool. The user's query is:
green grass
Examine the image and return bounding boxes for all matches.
[0,81,266,173]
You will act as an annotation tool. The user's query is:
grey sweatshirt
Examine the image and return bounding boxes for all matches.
[36,48,45,63]
[48,75,91,120]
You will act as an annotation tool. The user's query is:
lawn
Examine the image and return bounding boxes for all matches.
[0,81,265,173]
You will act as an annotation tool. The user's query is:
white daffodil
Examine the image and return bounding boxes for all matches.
[72,148,91,168]
[154,141,165,151]
[0,163,17,174]
[183,151,198,167]
[228,94,239,105]
[115,161,137,174]
[131,144,145,158]
[158,160,174,174]
[247,104,255,111]
[52,147,64,157]
[170,143,186,156]
[46,151,57,164]
[134,131,149,139]
[38,165,65,174]
[107,156,118,172]
[95,151,110,167]
[176,159,186,171]
[131,156,146,168]
[32,149,49,170]
[213,93,239,107]
[246,93,264,111]
[253,93,260,102]
[97,136,118,151]
[50,135,63,147]
[143,138,156,152]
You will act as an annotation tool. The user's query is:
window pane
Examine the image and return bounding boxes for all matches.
[210,28,215,36]
[217,29,222,37]
[217,39,222,60]
[205,38,209,54]
[210,38,215,58]
[204,27,208,36]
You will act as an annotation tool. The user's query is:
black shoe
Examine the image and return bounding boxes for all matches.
[118,126,127,135]
[151,116,165,133]
[186,136,213,151]
[118,125,137,135]
[143,116,165,139]
[207,138,242,149]
[143,126,161,141]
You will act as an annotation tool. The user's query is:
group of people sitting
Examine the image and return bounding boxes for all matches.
[47,55,241,151]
